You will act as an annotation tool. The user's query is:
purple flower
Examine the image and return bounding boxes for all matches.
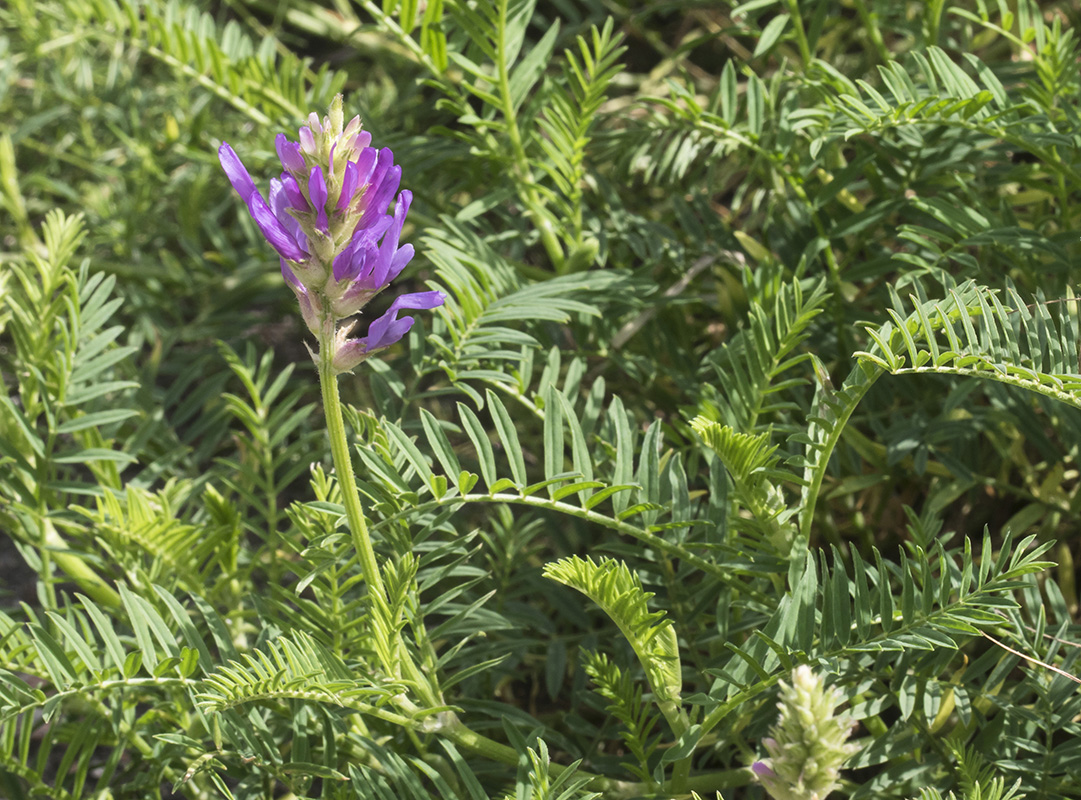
[328,190,415,318]
[275,133,305,173]
[219,143,308,263]
[333,290,445,373]
[218,96,445,371]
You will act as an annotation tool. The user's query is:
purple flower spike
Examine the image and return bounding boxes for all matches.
[220,95,445,371]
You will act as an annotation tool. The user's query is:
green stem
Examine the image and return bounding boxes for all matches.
[783,0,813,69]
[494,0,566,272]
[372,492,771,604]
[669,753,693,794]
[797,363,881,544]
[852,0,890,63]
[316,324,441,710]
[317,338,387,606]
[37,479,58,610]
[314,343,721,794]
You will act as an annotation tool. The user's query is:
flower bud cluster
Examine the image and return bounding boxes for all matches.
[752,666,860,800]
[218,95,444,372]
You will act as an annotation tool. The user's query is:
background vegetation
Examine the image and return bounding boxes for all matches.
[1,0,1081,797]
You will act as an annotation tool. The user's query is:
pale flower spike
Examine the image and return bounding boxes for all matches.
[218,95,444,372]
[753,665,860,800]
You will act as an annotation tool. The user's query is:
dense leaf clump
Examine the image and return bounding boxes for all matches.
[1,0,1081,798]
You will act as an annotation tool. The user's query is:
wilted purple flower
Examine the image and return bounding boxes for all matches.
[218,95,444,370]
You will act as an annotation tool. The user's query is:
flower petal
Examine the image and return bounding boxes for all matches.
[332,231,377,283]
[279,173,309,212]
[396,289,446,311]
[751,762,776,778]
[281,259,301,287]
[308,166,329,232]
[352,147,378,188]
[275,134,305,173]
[343,115,362,140]
[299,125,316,154]
[363,290,446,351]
[246,191,308,262]
[388,243,415,282]
[383,191,414,283]
[356,151,401,231]
[367,190,411,289]
[218,143,259,202]
[351,130,372,151]
[368,315,415,352]
[269,178,308,253]
[338,160,360,211]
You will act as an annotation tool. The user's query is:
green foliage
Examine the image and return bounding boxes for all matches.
[4,0,1081,798]
[197,630,398,713]
[534,18,625,254]
[697,277,831,433]
[543,556,684,733]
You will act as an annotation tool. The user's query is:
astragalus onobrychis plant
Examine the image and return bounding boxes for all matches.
[2,0,1081,798]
